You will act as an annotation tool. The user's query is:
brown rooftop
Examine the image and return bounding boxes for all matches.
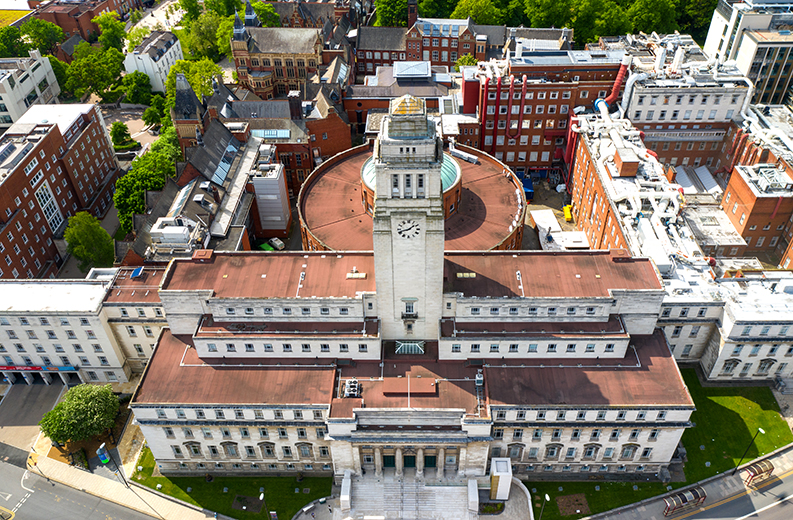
[299,148,524,251]
[444,249,662,298]
[103,267,165,304]
[161,251,376,298]
[132,331,336,405]
[485,329,694,407]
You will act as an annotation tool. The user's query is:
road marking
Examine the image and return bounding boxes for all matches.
[11,493,29,513]
[19,472,34,494]
[669,466,793,519]
[734,492,793,520]
[0,493,10,501]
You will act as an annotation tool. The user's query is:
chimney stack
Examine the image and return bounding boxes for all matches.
[288,91,302,120]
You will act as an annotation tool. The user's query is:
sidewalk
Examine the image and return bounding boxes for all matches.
[29,427,213,520]
[586,442,793,519]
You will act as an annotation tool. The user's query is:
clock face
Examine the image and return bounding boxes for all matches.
[397,219,421,239]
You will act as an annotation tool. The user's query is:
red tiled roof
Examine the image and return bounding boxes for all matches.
[485,330,694,407]
[161,251,376,298]
[132,331,336,405]
[300,149,523,251]
[444,249,662,298]
[103,267,165,304]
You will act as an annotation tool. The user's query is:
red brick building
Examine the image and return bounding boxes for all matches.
[32,0,142,41]
[0,104,120,279]
[465,49,623,177]
[355,20,571,77]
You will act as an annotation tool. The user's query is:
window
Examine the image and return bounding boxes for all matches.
[471,344,480,353]
[597,410,606,421]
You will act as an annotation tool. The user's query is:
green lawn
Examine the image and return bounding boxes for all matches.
[133,447,332,519]
[679,368,793,482]
[524,368,793,520]
[526,481,677,520]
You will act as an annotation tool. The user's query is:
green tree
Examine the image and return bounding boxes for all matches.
[180,0,202,22]
[165,58,223,98]
[64,212,115,271]
[497,0,530,26]
[46,55,69,95]
[92,11,126,52]
[39,384,119,444]
[66,47,124,97]
[628,0,678,34]
[142,106,162,127]
[205,0,242,16]
[679,0,718,41]
[72,40,99,61]
[114,154,170,233]
[150,126,182,164]
[375,0,408,27]
[573,0,632,44]
[455,53,478,71]
[20,18,65,54]
[186,11,223,59]
[122,71,153,105]
[110,121,133,146]
[217,14,236,56]
[0,26,29,58]
[524,0,575,29]
[450,0,500,24]
[126,25,151,52]
[250,0,281,26]
[418,0,456,19]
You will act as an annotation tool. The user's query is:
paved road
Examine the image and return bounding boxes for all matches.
[0,383,64,451]
[669,467,793,520]
[0,461,156,520]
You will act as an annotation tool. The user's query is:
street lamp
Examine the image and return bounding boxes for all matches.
[732,427,765,476]
[538,494,551,520]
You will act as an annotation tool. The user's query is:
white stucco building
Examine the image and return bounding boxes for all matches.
[124,31,183,93]
[0,49,61,130]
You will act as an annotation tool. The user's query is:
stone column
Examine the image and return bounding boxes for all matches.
[1,372,15,384]
[40,371,52,385]
[375,447,383,477]
[458,446,467,477]
[21,372,33,385]
[416,448,424,477]
[437,448,445,479]
[353,447,362,476]
[395,447,403,477]
[58,372,70,385]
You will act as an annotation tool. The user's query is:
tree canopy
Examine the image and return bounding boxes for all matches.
[0,26,29,58]
[179,0,202,22]
[122,71,153,105]
[375,0,408,27]
[46,55,69,95]
[165,58,224,99]
[250,0,281,26]
[455,53,478,71]
[64,212,115,272]
[66,47,124,97]
[110,121,133,146]
[185,11,223,59]
[39,384,119,444]
[20,18,65,54]
[217,2,279,55]
[205,0,243,17]
[142,106,162,127]
[126,25,151,52]
[114,153,170,233]
[628,0,678,35]
[92,11,126,52]
[450,0,500,24]
[150,126,183,165]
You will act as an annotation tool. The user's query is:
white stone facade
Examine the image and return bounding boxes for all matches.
[123,31,183,93]
[0,50,61,129]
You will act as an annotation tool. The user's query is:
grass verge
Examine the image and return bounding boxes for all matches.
[524,368,793,519]
[133,447,332,519]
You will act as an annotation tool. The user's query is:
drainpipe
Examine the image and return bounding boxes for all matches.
[506,75,527,139]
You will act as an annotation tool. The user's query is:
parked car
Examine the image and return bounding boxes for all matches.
[268,237,285,250]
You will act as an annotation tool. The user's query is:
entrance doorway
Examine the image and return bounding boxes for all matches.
[424,456,437,468]
[383,455,396,468]
[404,455,416,468]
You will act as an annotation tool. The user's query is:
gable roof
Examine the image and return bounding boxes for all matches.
[357,26,407,51]
[248,27,320,54]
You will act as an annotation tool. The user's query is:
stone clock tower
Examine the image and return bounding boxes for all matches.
[372,95,445,340]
